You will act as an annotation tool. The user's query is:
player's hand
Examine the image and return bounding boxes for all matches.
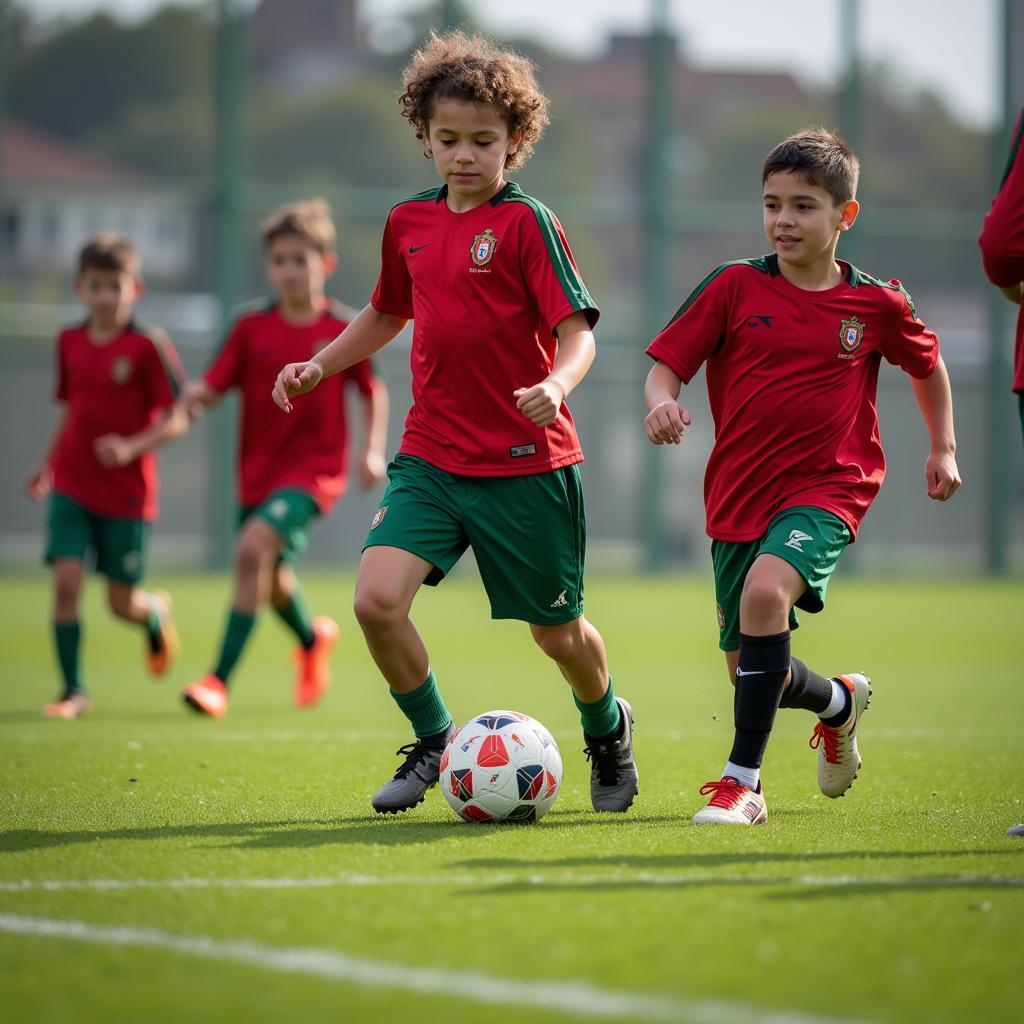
[925,449,961,501]
[183,379,214,421]
[358,451,387,489]
[273,361,323,412]
[94,433,137,467]
[25,464,53,502]
[644,401,692,445]
[514,380,565,428]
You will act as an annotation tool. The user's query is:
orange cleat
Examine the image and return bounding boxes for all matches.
[293,615,339,708]
[147,590,179,677]
[182,675,228,718]
[42,692,93,719]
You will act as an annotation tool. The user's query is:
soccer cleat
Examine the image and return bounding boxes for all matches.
[809,672,872,798]
[147,590,179,677]
[293,615,339,708]
[371,722,456,814]
[692,776,768,825]
[42,691,92,719]
[583,696,639,812]
[182,675,228,719]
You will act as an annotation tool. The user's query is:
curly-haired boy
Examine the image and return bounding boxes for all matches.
[273,31,638,815]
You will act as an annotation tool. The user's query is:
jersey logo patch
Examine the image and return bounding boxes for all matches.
[370,505,388,530]
[745,315,775,329]
[111,356,133,383]
[509,443,537,458]
[470,228,498,266]
[784,529,814,552]
[550,590,569,609]
[839,315,865,353]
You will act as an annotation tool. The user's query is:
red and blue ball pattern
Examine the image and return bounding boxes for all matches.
[439,710,562,823]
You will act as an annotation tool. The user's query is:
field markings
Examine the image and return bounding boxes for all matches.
[2,871,1021,893]
[0,911,873,1024]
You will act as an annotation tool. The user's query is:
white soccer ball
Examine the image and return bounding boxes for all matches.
[439,710,562,823]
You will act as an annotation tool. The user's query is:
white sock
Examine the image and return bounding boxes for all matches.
[819,679,849,721]
[722,761,759,791]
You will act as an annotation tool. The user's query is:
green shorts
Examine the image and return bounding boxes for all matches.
[364,454,586,625]
[711,506,851,651]
[45,492,149,584]
[240,488,320,563]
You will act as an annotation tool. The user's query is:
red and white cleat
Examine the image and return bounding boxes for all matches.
[692,776,768,825]
[810,672,871,798]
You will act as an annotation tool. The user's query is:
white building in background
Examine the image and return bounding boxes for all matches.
[2,120,196,284]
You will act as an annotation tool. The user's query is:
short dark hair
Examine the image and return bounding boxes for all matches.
[260,198,336,255]
[77,234,139,277]
[762,128,860,205]
[399,30,549,171]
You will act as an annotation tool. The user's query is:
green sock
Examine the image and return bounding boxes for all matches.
[212,609,256,685]
[54,620,83,698]
[390,670,453,739]
[575,677,621,738]
[273,586,316,650]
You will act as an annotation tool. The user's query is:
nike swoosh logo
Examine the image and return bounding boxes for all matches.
[735,668,765,677]
[408,244,431,254]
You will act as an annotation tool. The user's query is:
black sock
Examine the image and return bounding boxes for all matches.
[821,684,853,727]
[778,657,833,714]
[728,631,790,770]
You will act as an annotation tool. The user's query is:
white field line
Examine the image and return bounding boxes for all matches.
[0,912,872,1024]
[2,872,1021,893]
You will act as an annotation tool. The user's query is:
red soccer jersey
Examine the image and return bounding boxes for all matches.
[646,254,940,541]
[979,107,1024,393]
[370,181,598,476]
[51,320,184,521]
[204,300,376,513]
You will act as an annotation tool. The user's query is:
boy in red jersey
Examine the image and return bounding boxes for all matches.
[273,31,639,816]
[979,107,1024,449]
[26,235,188,719]
[644,129,961,825]
[182,199,388,718]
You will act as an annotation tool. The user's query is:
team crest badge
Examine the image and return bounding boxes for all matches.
[370,506,388,530]
[111,355,132,383]
[838,315,865,353]
[470,228,498,266]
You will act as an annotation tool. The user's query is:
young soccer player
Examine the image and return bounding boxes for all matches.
[979,106,1024,450]
[182,199,388,718]
[272,31,639,815]
[644,128,961,825]
[26,234,188,719]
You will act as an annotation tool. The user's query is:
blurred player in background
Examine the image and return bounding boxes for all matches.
[273,32,639,816]
[644,129,961,825]
[978,107,1024,450]
[26,234,188,719]
[183,199,388,718]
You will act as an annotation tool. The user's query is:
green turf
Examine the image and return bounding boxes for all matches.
[1,570,1021,1024]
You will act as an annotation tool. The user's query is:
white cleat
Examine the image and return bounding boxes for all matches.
[692,777,767,825]
[810,672,872,798]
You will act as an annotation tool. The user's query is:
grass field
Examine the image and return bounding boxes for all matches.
[1,570,1021,1024]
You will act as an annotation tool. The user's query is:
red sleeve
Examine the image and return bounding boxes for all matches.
[144,330,185,408]
[518,208,599,333]
[55,334,69,402]
[204,319,246,394]
[370,212,414,319]
[342,357,377,398]
[879,285,940,380]
[645,268,731,384]
[979,108,1024,287]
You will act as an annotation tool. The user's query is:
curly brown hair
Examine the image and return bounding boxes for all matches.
[398,30,549,171]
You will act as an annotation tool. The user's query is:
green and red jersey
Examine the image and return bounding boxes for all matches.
[204,300,376,513]
[370,181,598,477]
[51,320,184,521]
[979,107,1024,393]
[646,254,940,542]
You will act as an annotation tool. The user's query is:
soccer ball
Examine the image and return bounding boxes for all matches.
[439,710,562,823]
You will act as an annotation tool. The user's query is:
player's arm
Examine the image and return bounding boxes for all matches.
[25,408,69,501]
[643,361,692,445]
[93,401,190,469]
[273,304,407,412]
[514,311,594,428]
[910,355,961,502]
[183,378,221,420]
[357,377,389,489]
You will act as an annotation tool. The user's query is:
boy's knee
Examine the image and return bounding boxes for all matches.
[353,584,405,632]
[53,569,81,608]
[234,532,272,576]
[532,623,581,664]
[106,585,134,619]
[739,576,788,620]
